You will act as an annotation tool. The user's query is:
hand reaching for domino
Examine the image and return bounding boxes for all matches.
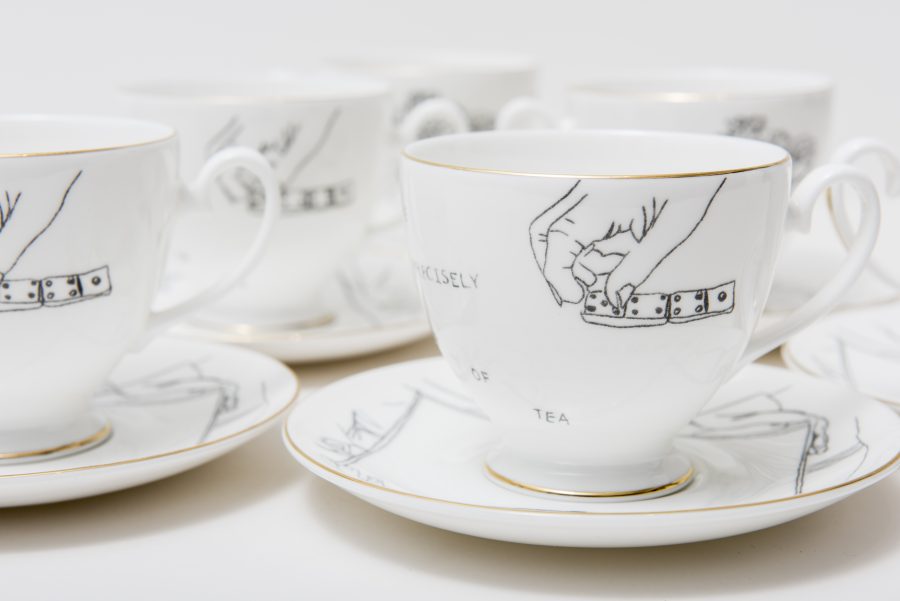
[0,171,82,280]
[529,177,727,310]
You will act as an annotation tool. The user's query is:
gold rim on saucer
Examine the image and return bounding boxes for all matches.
[285,422,900,516]
[0,370,301,479]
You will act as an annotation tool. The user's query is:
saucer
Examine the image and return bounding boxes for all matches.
[783,302,900,404]
[159,224,431,363]
[284,357,900,547]
[0,337,299,507]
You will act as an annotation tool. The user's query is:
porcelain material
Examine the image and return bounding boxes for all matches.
[400,130,880,498]
[498,68,832,182]
[783,302,900,404]
[829,138,900,293]
[284,357,900,547]
[159,222,430,363]
[123,75,389,326]
[332,51,537,225]
[0,115,280,459]
[0,336,298,507]
[497,70,900,313]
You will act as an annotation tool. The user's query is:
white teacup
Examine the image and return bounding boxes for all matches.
[498,68,832,181]
[332,50,537,138]
[0,115,279,460]
[332,51,537,225]
[122,75,389,327]
[401,130,879,499]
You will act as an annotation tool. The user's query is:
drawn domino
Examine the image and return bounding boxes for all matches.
[621,292,669,325]
[706,281,735,316]
[78,266,112,299]
[41,274,82,305]
[668,288,709,323]
[581,290,625,325]
[0,278,41,312]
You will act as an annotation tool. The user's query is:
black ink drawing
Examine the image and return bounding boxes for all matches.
[723,115,816,180]
[805,326,900,392]
[315,378,871,497]
[683,386,869,494]
[317,380,487,468]
[399,89,491,138]
[0,171,112,313]
[96,360,262,444]
[529,177,734,328]
[207,108,354,214]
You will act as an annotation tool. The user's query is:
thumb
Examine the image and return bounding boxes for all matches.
[543,231,586,304]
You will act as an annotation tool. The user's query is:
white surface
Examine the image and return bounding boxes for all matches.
[285,357,900,546]
[3,340,899,599]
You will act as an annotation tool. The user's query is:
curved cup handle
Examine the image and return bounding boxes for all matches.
[398,98,470,145]
[738,163,880,368]
[495,96,563,130]
[829,137,900,289]
[143,147,281,339]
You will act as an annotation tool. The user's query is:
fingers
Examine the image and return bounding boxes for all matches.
[543,230,586,304]
[0,171,81,275]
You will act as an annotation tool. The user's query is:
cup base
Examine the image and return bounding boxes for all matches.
[485,451,694,502]
[0,412,112,465]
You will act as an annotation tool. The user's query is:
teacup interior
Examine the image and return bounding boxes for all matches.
[404,130,790,177]
[0,115,173,156]
[575,68,832,98]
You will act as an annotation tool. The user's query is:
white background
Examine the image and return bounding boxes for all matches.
[2,0,898,152]
[2,1,900,600]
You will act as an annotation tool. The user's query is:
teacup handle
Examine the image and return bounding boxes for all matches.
[495,96,573,130]
[144,147,281,337]
[738,164,880,367]
[829,137,900,289]
[398,98,470,144]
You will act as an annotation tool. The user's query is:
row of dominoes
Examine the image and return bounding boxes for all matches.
[582,281,735,327]
[0,266,112,313]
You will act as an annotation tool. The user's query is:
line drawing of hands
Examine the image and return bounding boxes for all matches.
[529,177,727,308]
[209,109,342,212]
[0,170,82,279]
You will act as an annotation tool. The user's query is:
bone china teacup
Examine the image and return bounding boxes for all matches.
[122,75,389,327]
[400,130,879,499]
[0,115,279,461]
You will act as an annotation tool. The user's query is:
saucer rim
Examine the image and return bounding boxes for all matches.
[283,358,900,517]
[0,342,302,480]
[286,424,900,517]
[781,342,900,410]
[175,314,430,344]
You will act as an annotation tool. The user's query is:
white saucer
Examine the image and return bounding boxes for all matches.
[783,302,900,404]
[0,336,299,507]
[284,357,900,547]
[159,224,431,363]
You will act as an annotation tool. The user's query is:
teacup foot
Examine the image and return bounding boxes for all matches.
[485,451,694,502]
[0,412,111,465]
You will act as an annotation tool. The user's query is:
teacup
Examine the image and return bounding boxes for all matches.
[400,130,879,499]
[0,115,279,460]
[122,74,389,327]
[497,68,832,181]
[332,51,537,224]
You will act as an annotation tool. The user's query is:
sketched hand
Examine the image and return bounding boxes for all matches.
[0,171,81,278]
[529,178,726,308]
